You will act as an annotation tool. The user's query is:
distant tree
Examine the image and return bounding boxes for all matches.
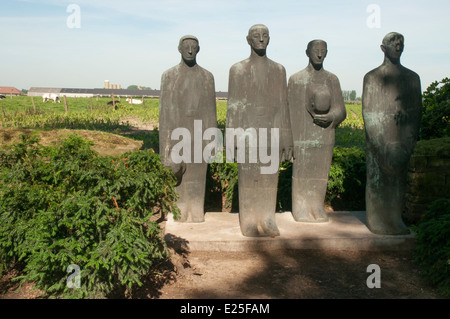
[127,85,152,90]
[342,90,350,101]
[21,89,28,94]
[350,90,357,101]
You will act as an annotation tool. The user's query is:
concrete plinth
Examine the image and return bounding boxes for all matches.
[164,211,416,252]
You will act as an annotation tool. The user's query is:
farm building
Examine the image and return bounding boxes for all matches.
[28,87,228,99]
[216,91,228,100]
[0,87,24,96]
[28,87,160,98]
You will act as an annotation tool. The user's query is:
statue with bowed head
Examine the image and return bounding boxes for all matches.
[362,32,422,235]
[288,40,347,222]
[159,35,217,223]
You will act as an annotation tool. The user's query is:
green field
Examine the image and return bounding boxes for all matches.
[0,96,365,150]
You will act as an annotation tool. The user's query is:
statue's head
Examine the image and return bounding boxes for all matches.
[178,35,200,66]
[247,24,270,56]
[381,32,404,63]
[306,40,327,68]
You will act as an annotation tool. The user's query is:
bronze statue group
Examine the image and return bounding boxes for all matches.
[159,25,422,238]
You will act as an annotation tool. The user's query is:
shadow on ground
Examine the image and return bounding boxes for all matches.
[155,244,444,299]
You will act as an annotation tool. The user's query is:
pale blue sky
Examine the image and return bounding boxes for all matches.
[1,0,449,96]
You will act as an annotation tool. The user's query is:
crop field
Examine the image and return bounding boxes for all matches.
[0,96,159,131]
[0,96,365,151]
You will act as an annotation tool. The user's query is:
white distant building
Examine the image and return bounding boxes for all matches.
[27,87,160,98]
[27,86,227,99]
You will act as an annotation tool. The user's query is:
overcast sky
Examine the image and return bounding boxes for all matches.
[1,0,449,96]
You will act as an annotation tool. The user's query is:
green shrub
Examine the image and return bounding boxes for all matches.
[412,136,450,157]
[420,77,450,140]
[413,198,450,297]
[209,156,238,210]
[326,147,366,210]
[0,134,179,298]
[276,161,293,211]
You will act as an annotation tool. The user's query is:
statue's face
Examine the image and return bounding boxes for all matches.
[179,38,199,63]
[307,41,327,66]
[247,27,269,52]
[382,34,404,61]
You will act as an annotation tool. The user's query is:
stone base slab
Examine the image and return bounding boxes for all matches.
[164,211,416,252]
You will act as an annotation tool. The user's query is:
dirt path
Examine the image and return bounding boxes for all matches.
[0,247,444,299]
[147,249,443,299]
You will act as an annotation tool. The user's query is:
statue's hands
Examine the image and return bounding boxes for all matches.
[313,113,334,128]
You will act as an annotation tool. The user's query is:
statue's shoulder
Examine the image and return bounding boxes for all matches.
[401,65,420,81]
[196,64,214,80]
[288,68,309,84]
[230,58,250,75]
[161,64,181,79]
[267,58,286,73]
[322,69,340,82]
[363,66,382,83]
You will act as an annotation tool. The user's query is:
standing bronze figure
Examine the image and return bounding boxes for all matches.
[288,40,346,222]
[159,35,217,222]
[362,32,422,235]
[226,24,293,237]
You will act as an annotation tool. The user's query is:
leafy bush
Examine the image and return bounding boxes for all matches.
[326,147,366,210]
[209,156,238,210]
[420,77,450,140]
[412,136,450,157]
[276,161,293,211]
[413,198,450,297]
[0,134,179,298]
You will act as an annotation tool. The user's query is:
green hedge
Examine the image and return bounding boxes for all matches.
[0,134,179,298]
[412,136,450,157]
[327,146,366,210]
[413,198,450,297]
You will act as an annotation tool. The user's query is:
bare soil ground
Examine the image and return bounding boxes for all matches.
[154,249,443,299]
[0,127,143,156]
[1,230,444,300]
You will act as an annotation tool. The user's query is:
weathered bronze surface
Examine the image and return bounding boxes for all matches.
[288,40,346,222]
[226,24,293,237]
[159,35,217,223]
[362,32,422,235]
